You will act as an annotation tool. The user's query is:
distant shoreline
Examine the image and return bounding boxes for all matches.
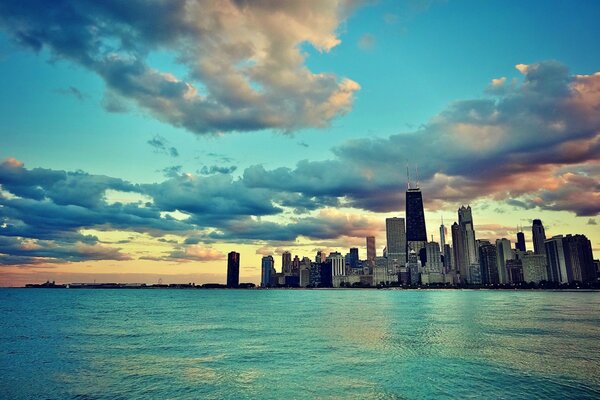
[4,285,599,292]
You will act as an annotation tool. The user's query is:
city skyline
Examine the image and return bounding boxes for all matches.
[1,0,599,286]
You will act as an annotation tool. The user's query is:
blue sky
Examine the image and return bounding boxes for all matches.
[0,0,598,285]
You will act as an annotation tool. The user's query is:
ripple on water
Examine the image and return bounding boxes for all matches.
[1,289,599,400]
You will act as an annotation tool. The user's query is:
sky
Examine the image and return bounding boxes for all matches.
[0,0,599,286]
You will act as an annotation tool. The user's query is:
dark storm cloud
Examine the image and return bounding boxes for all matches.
[0,0,362,134]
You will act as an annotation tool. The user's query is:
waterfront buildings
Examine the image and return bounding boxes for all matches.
[516,229,526,252]
[479,241,499,285]
[451,222,467,281]
[518,251,547,284]
[532,219,547,255]
[406,185,427,253]
[366,236,376,266]
[226,251,240,288]
[439,219,447,255]
[328,252,345,277]
[386,217,407,271]
[458,206,478,269]
[546,234,596,284]
[282,251,292,274]
[495,238,512,284]
[261,255,275,287]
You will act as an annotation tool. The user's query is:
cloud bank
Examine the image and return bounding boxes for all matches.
[1,61,598,266]
[0,0,362,134]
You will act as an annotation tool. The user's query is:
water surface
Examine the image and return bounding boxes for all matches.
[1,289,599,399]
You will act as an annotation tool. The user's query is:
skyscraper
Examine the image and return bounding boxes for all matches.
[545,235,568,283]
[516,229,526,252]
[226,251,240,288]
[495,238,513,284]
[563,234,596,283]
[519,252,547,284]
[386,217,407,271]
[439,218,447,255]
[261,255,275,287]
[424,241,443,274]
[458,205,478,266]
[532,219,546,255]
[451,222,467,280]
[282,251,292,274]
[406,185,427,253]
[366,236,376,265]
[479,241,499,285]
[546,234,596,284]
[348,247,359,268]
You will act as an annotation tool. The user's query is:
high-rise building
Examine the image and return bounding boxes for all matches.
[516,229,526,252]
[443,244,453,273]
[563,234,596,283]
[546,234,596,284]
[518,251,547,284]
[495,238,513,284]
[261,255,275,287]
[406,250,420,285]
[439,218,447,255]
[458,206,478,268]
[406,185,427,253]
[425,241,443,274]
[479,241,499,285]
[532,219,546,255]
[386,217,407,270]
[348,248,359,268]
[545,235,568,283]
[451,222,467,280]
[328,252,345,276]
[282,251,292,274]
[366,236,376,265]
[292,255,300,274]
[506,259,524,284]
[226,251,240,288]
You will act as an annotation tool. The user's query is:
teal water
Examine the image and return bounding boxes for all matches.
[1,289,599,399]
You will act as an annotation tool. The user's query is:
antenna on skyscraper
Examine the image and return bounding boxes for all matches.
[415,165,420,189]
[406,163,411,190]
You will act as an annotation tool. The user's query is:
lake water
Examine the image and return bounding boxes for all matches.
[1,289,599,399]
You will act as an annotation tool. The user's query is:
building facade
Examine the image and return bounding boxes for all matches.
[226,251,240,288]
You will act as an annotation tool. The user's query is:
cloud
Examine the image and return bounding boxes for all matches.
[0,158,193,245]
[198,165,237,175]
[160,165,182,178]
[147,134,179,157]
[142,245,225,263]
[0,0,362,134]
[243,61,600,216]
[0,236,130,265]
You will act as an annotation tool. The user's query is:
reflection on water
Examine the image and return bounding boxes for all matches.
[1,289,599,399]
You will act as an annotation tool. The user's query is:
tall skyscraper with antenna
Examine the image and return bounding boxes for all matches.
[439,217,447,255]
[406,167,427,254]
